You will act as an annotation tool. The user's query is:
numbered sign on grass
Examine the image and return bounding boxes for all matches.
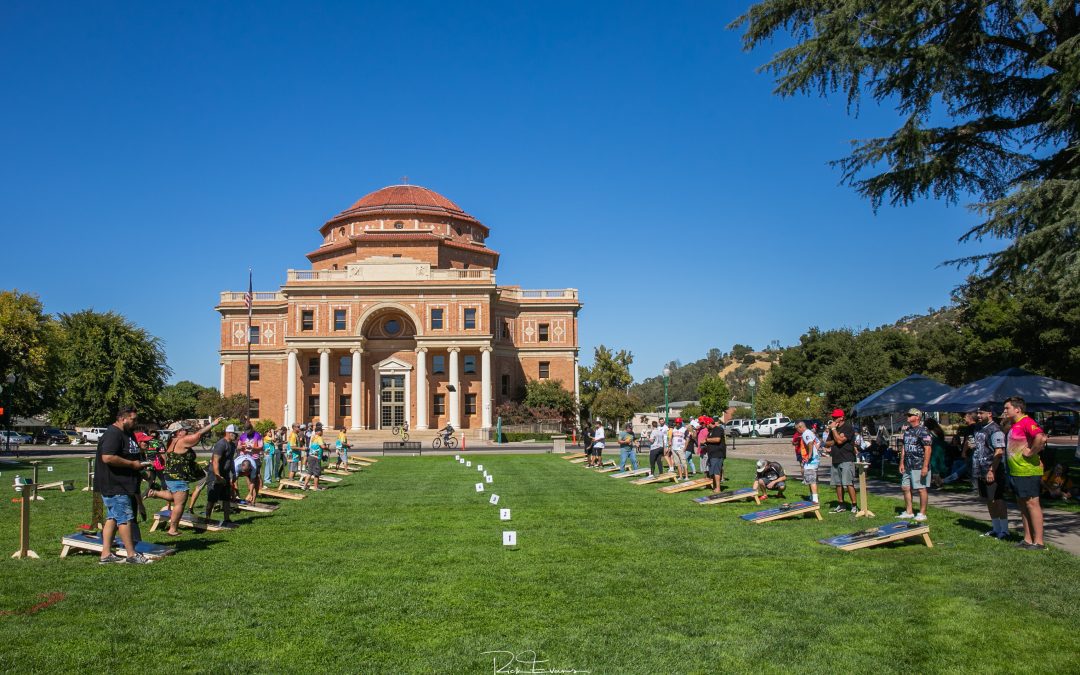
[485,475,493,484]
[454,455,460,460]
[475,482,484,493]
[489,494,500,505]
[466,461,472,467]
[500,508,511,521]
[459,458,465,464]
[503,531,517,546]
[477,464,484,472]
[47,466,54,472]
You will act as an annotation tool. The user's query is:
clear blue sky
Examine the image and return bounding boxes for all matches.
[0,1,995,387]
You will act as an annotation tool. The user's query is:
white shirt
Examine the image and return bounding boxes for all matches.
[800,429,821,466]
[658,424,669,448]
[671,427,687,453]
[649,428,664,450]
[592,427,605,447]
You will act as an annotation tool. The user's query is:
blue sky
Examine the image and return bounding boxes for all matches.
[0,1,996,387]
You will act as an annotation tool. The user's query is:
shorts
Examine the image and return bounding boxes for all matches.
[1010,475,1040,499]
[670,448,687,469]
[901,468,930,490]
[289,460,300,472]
[977,476,1004,501]
[306,456,322,477]
[707,457,724,476]
[102,494,135,525]
[591,444,604,457]
[831,461,855,487]
[164,479,189,493]
[802,467,818,485]
[208,476,231,501]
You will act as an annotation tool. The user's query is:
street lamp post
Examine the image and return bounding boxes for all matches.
[748,377,756,434]
[662,366,671,425]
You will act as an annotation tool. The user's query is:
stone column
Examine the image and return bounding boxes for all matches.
[415,347,429,429]
[350,348,362,431]
[319,348,330,426]
[219,362,226,394]
[286,349,298,426]
[481,346,493,430]
[448,347,461,429]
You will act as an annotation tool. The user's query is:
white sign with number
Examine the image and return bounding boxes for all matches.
[477,464,484,472]
[454,455,460,460]
[466,461,472,467]
[47,466,54,472]
[475,482,484,492]
[489,493,500,505]
[500,508,511,521]
[503,531,517,546]
[485,475,493,484]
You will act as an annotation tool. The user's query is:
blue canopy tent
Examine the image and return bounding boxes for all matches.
[852,374,955,418]
[923,368,1080,413]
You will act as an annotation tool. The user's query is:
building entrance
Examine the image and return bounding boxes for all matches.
[379,374,406,429]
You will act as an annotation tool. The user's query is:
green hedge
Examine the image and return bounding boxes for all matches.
[498,432,556,443]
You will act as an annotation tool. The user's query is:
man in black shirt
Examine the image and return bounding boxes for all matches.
[824,408,858,513]
[704,404,735,493]
[94,407,151,564]
[205,424,238,525]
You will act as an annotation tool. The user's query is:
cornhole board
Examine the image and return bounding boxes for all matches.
[819,521,933,551]
[590,460,617,469]
[350,456,379,463]
[60,532,176,559]
[150,510,239,532]
[693,487,761,506]
[740,501,822,523]
[260,487,305,500]
[212,500,279,514]
[658,477,713,494]
[595,465,622,474]
[314,475,342,483]
[324,468,352,476]
[611,468,650,479]
[631,472,676,485]
[39,480,75,492]
[277,479,313,490]
[561,453,588,460]
[568,456,589,464]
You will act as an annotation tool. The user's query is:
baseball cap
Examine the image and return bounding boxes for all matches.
[976,402,995,413]
[135,432,152,443]
[906,408,922,417]
[224,424,237,433]
[675,417,682,424]
[831,409,845,418]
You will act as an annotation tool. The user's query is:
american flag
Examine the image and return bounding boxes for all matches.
[243,269,253,314]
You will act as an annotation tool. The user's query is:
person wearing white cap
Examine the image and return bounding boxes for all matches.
[898,408,933,522]
[205,424,238,525]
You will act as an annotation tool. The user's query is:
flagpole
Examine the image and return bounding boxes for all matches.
[246,267,253,421]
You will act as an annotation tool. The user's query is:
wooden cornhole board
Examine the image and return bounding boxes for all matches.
[561,453,587,460]
[213,500,279,514]
[277,479,318,490]
[820,521,932,551]
[313,475,342,483]
[631,472,676,485]
[260,487,305,500]
[39,480,75,492]
[60,532,176,559]
[740,500,822,523]
[350,456,379,463]
[657,477,713,494]
[693,487,761,506]
[568,456,588,464]
[150,509,239,532]
[324,468,352,476]
[595,465,622,474]
[611,468,650,479]
[590,460,617,470]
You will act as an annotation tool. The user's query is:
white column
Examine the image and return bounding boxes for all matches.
[481,346,492,430]
[574,352,581,412]
[350,348,362,431]
[286,350,298,426]
[448,347,461,429]
[415,347,429,429]
[319,348,330,426]
[219,362,226,393]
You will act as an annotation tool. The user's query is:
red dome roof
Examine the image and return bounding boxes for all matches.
[331,184,482,227]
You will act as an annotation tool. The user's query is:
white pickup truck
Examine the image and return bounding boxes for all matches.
[76,427,109,444]
[726,419,759,437]
[756,415,793,437]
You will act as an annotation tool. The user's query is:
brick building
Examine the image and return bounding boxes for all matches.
[216,184,582,432]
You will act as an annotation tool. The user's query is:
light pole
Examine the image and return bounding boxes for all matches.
[662,366,671,425]
[748,377,756,434]
[3,374,15,456]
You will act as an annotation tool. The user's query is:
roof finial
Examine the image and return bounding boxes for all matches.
[401,175,409,185]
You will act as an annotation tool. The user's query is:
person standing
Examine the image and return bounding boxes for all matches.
[658,418,672,474]
[95,407,151,564]
[159,419,220,535]
[590,421,605,467]
[286,424,302,480]
[1003,397,1047,550]
[703,409,732,492]
[685,418,699,475]
[262,432,277,485]
[971,403,1008,539]
[647,421,665,476]
[824,409,858,513]
[669,418,689,481]
[616,423,638,471]
[795,421,821,504]
[898,408,933,522]
[303,425,325,490]
[205,424,238,525]
[335,427,350,468]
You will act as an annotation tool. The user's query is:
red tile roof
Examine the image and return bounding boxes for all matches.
[327,184,485,229]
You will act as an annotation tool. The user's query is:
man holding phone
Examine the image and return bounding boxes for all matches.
[95,406,153,564]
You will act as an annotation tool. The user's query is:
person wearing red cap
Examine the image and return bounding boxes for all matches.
[825,408,858,513]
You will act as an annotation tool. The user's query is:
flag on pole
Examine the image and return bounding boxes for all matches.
[244,269,253,315]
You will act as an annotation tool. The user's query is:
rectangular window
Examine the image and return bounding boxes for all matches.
[301,310,314,331]
[501,374,509,395]
[308,357,319,376]
[248,364,260,382]
[431,308,443,330]
[432,355,445,374]
[465,393,477,415]
[308,395,320,418]
[539,361,550,379]
[433,394,446,415]
[334,309,347,331]
[249,325,260,344]
[249,398,260,418]
[503,319,512,342]
[539,323,549,342]
[464,355,476,374]
[339,355,352,377]
[338,395,351,418]
[464,308,476,330]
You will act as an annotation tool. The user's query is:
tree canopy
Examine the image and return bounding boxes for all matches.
[0,290,59,420]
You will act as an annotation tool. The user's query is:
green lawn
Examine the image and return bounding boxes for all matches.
[1,455,1078,673]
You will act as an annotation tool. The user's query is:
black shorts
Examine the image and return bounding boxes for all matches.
[1010,475,1040,499]
[977,476,1005,501]
[590,445,604,456]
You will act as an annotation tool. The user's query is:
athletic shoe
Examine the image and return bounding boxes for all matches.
[980,530,998,537]
[897,511,915,519]
[914,513,927,522]
[1014,541,1032,548]
[1020,542,1047,551]
[994,532,1009,540]
[124,553,152,565]
[851,506,859,513]
[98,553,125,565]
[830,504,846,513]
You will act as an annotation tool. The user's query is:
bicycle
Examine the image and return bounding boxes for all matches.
[431,434,458,450]
[392,422,410,442]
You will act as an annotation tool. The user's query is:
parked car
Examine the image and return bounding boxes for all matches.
[77,427,109,444]
[773,419,827,438]
[61,429,80,444]
[0,430,34,445]
[726,418,759,437]
[1042,415,1078,436]
[36,427,71,445]
[756,415,793,437]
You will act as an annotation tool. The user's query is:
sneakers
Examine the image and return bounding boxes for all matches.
[124,553,152,565]
[980,530,998,538]
[98,553,125,565]
[897,511,915,519]
[914,513,928,522]
[830,504,847,514]
[851,506,859,513]
[1018,542,1047,551]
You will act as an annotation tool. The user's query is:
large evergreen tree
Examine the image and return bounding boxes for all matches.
[0,290,60,419]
